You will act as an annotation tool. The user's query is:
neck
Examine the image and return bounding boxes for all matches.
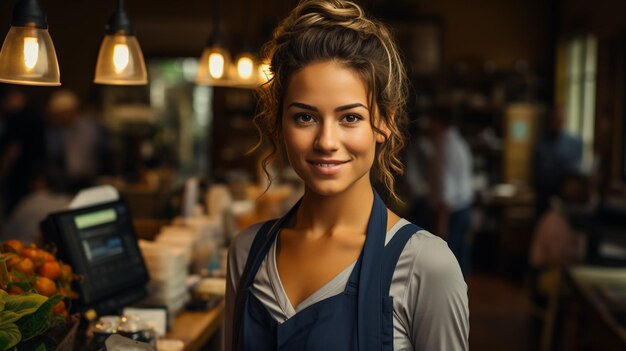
[292,180,375,238]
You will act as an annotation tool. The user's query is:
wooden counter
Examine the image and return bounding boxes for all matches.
[166,301,225,351]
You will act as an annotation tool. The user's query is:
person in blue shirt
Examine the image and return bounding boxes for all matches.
[225,1,469,350]
[533,106,583,218]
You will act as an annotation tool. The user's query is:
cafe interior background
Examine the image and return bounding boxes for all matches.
[0,0,625,350]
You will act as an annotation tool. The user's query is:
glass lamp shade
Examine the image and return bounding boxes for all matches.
[94,33,147,85]
[233,53,259,86]
[0,25,60,86]
[195,46,231,85]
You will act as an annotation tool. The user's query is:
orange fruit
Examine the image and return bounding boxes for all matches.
[8,273,19,282]
[38,261,61,281]
[21,248,39,261]
[4,253,21,269]
[13,258,35,275]
[8,285,23,295]
[37,250,55,263]
[52,300,66,314]
[3,240,24,254]
[61,264,73,280]
[59,287,71,297]
[59,287,78,299]
[34,277,56,297]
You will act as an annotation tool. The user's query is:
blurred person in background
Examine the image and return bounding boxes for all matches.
[404,116,436,230]
[44,89,109,193]
[529,172,592,306]
[533,106,583,219]
[0,86,46,217]
[0,166,71,245]
[427,106,474,278]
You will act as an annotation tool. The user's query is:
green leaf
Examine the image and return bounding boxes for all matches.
[0,290,7,313]
[4,294,46,319]
[0,312,21,326]
[7,273,33,293]
[15,295,62,342]
[0,257,9,291]
[33,343,46,351]
[0,322,21,351]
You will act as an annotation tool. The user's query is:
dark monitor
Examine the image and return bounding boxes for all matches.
[41,200,149,315]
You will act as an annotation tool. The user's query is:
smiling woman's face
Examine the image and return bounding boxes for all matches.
[281,60,384,197]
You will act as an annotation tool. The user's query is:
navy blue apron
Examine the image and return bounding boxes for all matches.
[232,191,421,350]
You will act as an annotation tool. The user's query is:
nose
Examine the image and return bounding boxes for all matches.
[314,119,340,152]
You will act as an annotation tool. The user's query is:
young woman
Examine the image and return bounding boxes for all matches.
[225,1,469,350]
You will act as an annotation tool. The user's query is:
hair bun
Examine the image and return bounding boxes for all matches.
[287,0,375,35]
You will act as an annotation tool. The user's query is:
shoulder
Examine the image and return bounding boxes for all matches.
[390,224,469,349]
[405,229,464,280]
[227,221,267,279]
[388,221,465,286]
[389,222,467,308]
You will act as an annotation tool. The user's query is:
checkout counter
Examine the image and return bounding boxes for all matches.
[41,186,229,351]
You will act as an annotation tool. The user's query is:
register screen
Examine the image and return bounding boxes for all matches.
[74,209,126,263]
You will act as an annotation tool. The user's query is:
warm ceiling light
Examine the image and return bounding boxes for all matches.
[209,52,226,79]
[94,0,147,85]
[196,44,231,85]
[112,44,130,73]
[236,54,255,81]
[0,0,60,86]
[23,36,39,69]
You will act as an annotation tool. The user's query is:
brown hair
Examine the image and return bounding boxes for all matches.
[254,0,408,203]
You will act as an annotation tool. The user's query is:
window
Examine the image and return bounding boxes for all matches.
[564,34,598,171]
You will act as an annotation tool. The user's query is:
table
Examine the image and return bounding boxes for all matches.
[166,301,225,351]
[564,266,626,350]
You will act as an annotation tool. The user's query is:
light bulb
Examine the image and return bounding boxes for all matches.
[237,56,254,80]
[113,43,130,73]
[208,52,225,79]
[23,36,39,70]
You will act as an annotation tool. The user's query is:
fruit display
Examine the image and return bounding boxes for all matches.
[0,240,79,350]
[0,240,78,318]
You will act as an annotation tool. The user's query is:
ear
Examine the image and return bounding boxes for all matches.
[375,112,392,143]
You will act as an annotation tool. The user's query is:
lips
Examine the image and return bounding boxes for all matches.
[307,159,349,175]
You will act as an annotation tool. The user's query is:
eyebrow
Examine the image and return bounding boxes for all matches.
[287,102,368,112]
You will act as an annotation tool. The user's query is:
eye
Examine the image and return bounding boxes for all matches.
[293,113,316,125]
[342,114,363,124]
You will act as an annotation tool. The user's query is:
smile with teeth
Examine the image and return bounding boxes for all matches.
[307,160,348,174]
[308,160,348,176]
[309,161,347,166]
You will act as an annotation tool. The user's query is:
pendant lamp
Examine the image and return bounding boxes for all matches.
[94,0,147,85]
[196,33,231,86]
[231,0,259,86]
[234,51,256,84]
[0,0,60,86]
[196,0,233,86]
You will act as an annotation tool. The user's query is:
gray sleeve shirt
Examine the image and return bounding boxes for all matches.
[224,219,469,351]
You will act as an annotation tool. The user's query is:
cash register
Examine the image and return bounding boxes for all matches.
[41,199,150,315]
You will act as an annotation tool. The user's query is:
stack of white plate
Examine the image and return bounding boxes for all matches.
[138,240,189,315]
